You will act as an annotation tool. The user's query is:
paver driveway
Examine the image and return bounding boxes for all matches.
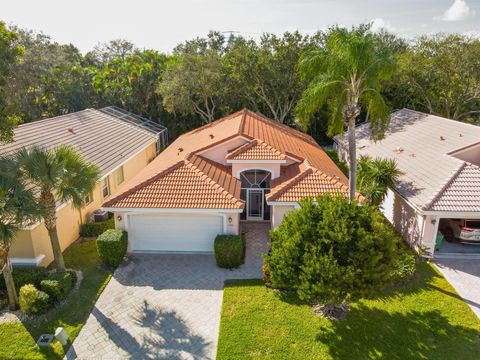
[66,223,269,360]
[435,258,480,319]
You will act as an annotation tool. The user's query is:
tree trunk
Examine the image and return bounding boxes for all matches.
[347,116,357,201]
[1,245,18,310]
[2,263,18,310]
[41,190,66,273]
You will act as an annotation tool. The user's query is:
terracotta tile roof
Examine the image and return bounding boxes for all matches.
[103,160,244,209]
[226,139,286,160]
[104,109,353,209]
[429,164,480,212]
[267,163,364,203]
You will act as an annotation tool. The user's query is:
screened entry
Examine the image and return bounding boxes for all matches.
[239,169,271,221]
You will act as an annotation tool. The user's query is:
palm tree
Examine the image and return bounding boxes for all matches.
[296,26,396,200]
[0,156,40,309]
[357,155,403,206]
[16,146,100,272]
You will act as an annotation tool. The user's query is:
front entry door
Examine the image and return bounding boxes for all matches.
[247,189,264,221]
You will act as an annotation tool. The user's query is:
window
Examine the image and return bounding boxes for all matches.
[102,177,110,198]
[116,166,124,185]
[83,192,93,205]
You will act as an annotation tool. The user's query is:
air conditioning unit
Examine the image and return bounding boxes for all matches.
[93,209,109,222]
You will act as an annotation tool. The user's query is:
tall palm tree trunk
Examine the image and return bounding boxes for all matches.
[41,190,66,273]
[0,246,18,310]
[347,116,357,201]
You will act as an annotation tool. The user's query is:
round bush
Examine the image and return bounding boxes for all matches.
[40,271,74,302]
[214,235,244,269]
[265,194,404,307]
[96,229,128,267]
[19,284,50,314]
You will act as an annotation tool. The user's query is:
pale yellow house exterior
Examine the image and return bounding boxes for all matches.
[1,107,167,267]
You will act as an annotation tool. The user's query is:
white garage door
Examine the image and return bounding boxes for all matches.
[129,213,223,252]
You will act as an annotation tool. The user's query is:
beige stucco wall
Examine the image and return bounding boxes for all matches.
[9,142,157,267]
[201,137,248,165]
[381,188,425,251]
[271,205,296,228]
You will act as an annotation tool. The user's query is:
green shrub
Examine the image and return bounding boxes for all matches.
[0,267,48,292]
[265,194,403,307]
[40,271,74,302]
[214,235,244,269]
[19,284,51,314]
[389,244,417,284]
[80,218,115,237]
[40,280,62,302]
[96,229,128,267]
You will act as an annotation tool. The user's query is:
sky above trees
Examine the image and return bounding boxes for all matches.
[2,0,479,53]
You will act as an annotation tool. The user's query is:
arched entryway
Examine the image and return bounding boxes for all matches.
[239,169,271,221]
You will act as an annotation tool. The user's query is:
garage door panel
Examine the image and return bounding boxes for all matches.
[129,214,223,252]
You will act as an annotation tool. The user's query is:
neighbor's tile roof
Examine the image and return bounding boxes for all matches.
[430,164,480,212]
[105,109,354,209]
[335,108,480,212]
[0,108,159,177]
[226,139,286,160]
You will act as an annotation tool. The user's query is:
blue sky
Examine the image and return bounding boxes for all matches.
[2,0,479,53]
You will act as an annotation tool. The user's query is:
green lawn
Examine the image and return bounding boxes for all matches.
[0,240,111,359]
[218,263,480,360]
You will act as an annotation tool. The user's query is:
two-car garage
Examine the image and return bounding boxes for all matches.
[127,213,225,253]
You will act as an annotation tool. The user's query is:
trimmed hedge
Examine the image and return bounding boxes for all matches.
[96,229,128,267]
[40,271,74,302]
[214,235,245,269]
[19,284,50,314]
[80,218,115,237]
[0,266,48,292]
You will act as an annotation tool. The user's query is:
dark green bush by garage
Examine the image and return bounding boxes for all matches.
[214,235,245,269]
[80,217,115,237]
[96,229,128,267]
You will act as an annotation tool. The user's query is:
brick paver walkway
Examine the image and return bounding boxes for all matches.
[434,259,480,319]
[66,222,270,360]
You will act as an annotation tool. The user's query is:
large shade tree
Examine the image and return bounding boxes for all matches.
[15,146,99,272]
[296,26,396,200]
[0,22,23,143]
[0,156,39,309]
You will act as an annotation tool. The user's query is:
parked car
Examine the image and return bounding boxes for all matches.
[441,219,480,244]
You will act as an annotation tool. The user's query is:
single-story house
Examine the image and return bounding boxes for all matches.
[335,108,480,257]
[103,109,362,253]
[0,106,167,266]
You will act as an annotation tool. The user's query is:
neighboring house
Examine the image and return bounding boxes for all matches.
[0,106,167,266]
[335,108,480,257]
[103,109,361,253]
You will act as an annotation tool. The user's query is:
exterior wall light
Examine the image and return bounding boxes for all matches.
[117,215,123,222]
[228,216,233,224]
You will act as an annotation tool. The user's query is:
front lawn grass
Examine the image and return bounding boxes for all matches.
[218,262,480,359]
[0,240,111,359]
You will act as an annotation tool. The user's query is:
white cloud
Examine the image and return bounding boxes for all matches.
[436,0,476,21]
[370,18,396,33]
[463,29,480,38]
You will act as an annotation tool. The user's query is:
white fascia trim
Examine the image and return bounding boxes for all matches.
[421,211,480,218]
[227,159,286,164]
[196,135,251,155]
[10,254,45,266]
[99,140,157,181]
[103,207,244,214]
[267,201,300,209]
